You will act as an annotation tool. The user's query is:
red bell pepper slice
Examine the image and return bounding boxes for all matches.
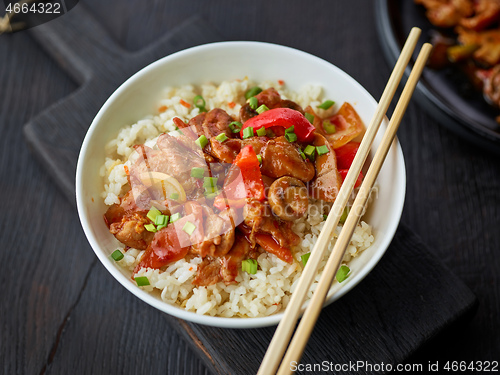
[335,142,360,169]
[213,145,265,210]
[339,169,363,188]
[240,108,315,142]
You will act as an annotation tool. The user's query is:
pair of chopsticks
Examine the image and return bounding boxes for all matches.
[258,27,432,375]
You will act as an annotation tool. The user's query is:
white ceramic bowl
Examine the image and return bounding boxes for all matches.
[76,41,406,329]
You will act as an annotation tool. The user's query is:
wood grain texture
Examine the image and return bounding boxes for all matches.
[0,0,497,374]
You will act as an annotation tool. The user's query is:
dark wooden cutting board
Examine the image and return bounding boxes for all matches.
[22,4,478,374]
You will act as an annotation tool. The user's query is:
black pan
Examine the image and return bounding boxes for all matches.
[375,0,500,154]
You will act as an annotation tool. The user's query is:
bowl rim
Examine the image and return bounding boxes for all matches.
[76,40,406,329]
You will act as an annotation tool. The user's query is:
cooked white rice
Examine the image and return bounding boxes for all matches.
[101,78,374,318]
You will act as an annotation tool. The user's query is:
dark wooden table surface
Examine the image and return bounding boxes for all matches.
[1,0,499,374]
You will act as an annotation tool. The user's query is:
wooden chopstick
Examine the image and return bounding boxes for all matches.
[275,42,433,375]
[257,27,422,375]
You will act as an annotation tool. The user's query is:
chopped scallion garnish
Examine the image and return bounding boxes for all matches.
[300,151,306,160]
[215,133,228,143]
[155,215,168,226]
[170,193,179,200]
[170,212,181,223]
[323,214,328,221]
[285,125,295,133]
[318,100,335,110]
[249,97,258,110]
[195,135,208,148]
[134,276,150,287]
[245,87,262,100]
[301,253,311,266]
[156,223,167,231]
[285,132,297,143]
[304,145,316,161]
[191,167,205,179]
[241,259,258,274]
[257,155,262,164]
[229,121,243,133]
[256,104,269,114]
[203,176,218,188]
[111,249,124,261]
[339,206,350,224]
[242,127,254,139]
[147,206,162,222]
[336,265,350,283]
[316,145,329,155]
[323,119,336,134]
[256,127,267,137]
[144,223,157,232]
[182,221,196,235]
[305,112,315,124]
[204,186,218,195]
[193,95,207,112]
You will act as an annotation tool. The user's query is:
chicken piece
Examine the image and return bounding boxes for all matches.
[415,0,474,28]
[309,133,342,202]
[209,137,242,163]
[239,88,304,123]
[109,212,154,250]
[186,108,236,139]
[480,65,500,106]
[459,0,500,30]
[243,199,300,249]
[241,136,268,155]
[104,190,155,249]
[261,136,315,182]
[192,233,252,286]
[457,27,500,66]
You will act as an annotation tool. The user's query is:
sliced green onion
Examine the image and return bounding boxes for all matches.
[245,87,262,100]
[323,119,336,134]
[318,100,335,110]
[301,253,311,266]
[242,259,258,274]
[300,151,306,160]
[285,125,295,133]
[257,155,262,164]
[229,121,243,133]
[323,214,328,221]
[204,192,219,200]
[156,223,168,231]
[305,112,315,124]
[215,133,228,143]
[256,127,267,137]
[242,127,254,139]
[155,215,168,226]
[316,145,329,155]
[182,221,196,235]
[304,145,316,161]
[191,167,205,179]
[170,193,179,200]
[195,135,208,148]
[170,212,181,223]
[147,207,162,222]
[336,265,350,283]
[134,276,150,287]
[203,176,218,188]
[193,95,207,112]
[111,249,124,261]
[256,104,269,114]
[144,223,157,232]
[249,97,258,110]
[204,186,218,195]
[339,206,350,224]
[285,132,297,143]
